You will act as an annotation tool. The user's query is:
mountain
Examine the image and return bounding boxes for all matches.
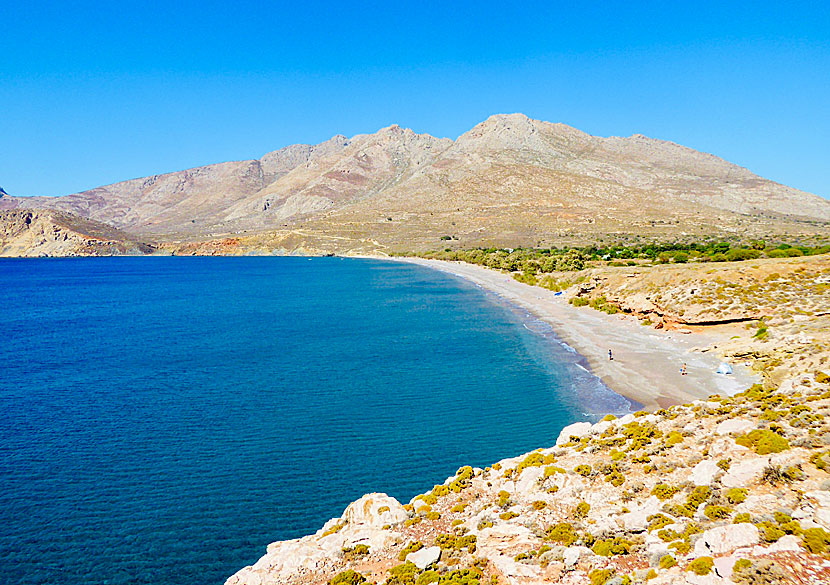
[0,209,154,257]
[2,114,828,254]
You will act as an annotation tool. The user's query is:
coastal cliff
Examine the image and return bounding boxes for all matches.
[226,255,830,585]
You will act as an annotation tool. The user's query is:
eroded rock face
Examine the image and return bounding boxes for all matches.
[555,422,593,446]
[693,524,760,556]
[342,493,408,527]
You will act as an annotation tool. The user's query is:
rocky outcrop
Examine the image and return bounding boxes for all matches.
[0,209,154,257]
[226,369,830,585]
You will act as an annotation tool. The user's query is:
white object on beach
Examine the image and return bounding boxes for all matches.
[716,362,733,375]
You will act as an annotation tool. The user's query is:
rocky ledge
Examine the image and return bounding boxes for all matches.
[227,372,830,585]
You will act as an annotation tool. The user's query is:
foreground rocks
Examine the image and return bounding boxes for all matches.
[227,370,830,585]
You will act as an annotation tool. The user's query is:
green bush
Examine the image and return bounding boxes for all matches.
[704,504,732,520]
[802,527,830,553]
[651,483,678,500]
[659,554,677,569]
[575,464,592,477]
[687,557,714,576]
[574,502,591,518]
[415,571,440,585]
[342,544,370,561]
[735,429,790,454]
[726,488,747,504]
[589,569,614,585]
[592,537,632,556]
[330,570,367,585]
[570,297,589,307]
[545,522,578,545]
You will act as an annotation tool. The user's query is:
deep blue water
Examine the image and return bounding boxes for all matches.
[0,257,632,584]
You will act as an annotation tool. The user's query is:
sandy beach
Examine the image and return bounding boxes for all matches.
[388,258,758,410]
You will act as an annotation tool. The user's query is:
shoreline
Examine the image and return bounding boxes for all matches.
[380,257,757,411]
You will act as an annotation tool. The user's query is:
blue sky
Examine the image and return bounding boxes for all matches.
[1,1,828,198]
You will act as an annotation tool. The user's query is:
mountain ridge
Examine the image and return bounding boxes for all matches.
[2,113,828,255]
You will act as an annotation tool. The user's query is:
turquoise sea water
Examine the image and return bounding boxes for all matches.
[0,257,633,584]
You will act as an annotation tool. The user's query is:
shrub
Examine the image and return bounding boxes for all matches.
[665,431,684,447]
[497,490,511,508]
[342,544,370,561]
[669,540,691,554]
[387,562,419,585]
[575,464,592,477]
[659,554,677,569]
[726,488,747,504]
[687,486,711,508]
[717,459,731,471]
[425,511,441,520]
[574,502,591,518]
[451,502,467,513]
[415,571,440,585]
[735,429,790,455]
[802,527,830,553]
[810,450,830,472]
[816,371,830,384]
[570,297,589,307]
[330,570,367,585]
[704,504,732,521]
[589,569,614,585]
[733,513,751,524]
[532,500,547,510]
[432,485,450,497]
[687,557,714,576]
[500,511,518,521]
[434,533,477,553]
[592,537,632,556]
[545,522,578,545]
[652,483,678,500]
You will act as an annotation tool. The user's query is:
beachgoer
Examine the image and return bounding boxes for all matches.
[681,363,687,375]
[608,349,613,361]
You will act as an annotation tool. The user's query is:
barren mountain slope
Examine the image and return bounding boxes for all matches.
[0,209,154,256]
[2,114,828,253]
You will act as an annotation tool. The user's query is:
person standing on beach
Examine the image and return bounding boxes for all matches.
[608,349,613,361]
[681,363,687,375]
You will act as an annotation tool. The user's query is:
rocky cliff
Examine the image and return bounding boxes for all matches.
[0,209,154,257]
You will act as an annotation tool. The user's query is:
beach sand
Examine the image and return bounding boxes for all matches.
[392,258,758,410]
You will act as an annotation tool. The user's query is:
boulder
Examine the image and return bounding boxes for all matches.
[406,546,441,570]
[563,546,592,568]
[767,535,801,552]
[342,493,408,527]
[693,524,760,556]
[690,460,720,486]
[555,422,593,446]
[619,496,663,532]
[715,419,755,435]
[721,459,768,488]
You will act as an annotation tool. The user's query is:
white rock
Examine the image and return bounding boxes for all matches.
[690,460,720,486]
[555,422,593,446]
[712,555,736,578]
[721,458,768,488]
[715,419,755,435]
[619,496,663,532]
[767,535,801,552]
[406,546,441,570]
[591,420,613,435]
[563,546,592,567]
[514,466,544,496]
[693,524,759,556]
[343,493,409,527]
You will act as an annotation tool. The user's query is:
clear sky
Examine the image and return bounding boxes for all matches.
[1,1,828,198]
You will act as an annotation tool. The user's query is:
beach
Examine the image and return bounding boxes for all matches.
[392,258,758,410]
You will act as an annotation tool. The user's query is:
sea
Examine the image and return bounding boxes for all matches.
[0,257,634,584]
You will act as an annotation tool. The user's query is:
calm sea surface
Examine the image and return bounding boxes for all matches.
[0,257,632,584]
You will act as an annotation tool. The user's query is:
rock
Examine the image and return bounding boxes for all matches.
[406,546,441,570]
[690,460,720,486]
[555,422,593,446]
[715,419,755,435]
[767,534,801,552]
[342,493,408,527]
[563,546,592,567]
[694,524,760,556]
[619,496,663,532]
[722,458,768,488]
[712,556,737,579]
